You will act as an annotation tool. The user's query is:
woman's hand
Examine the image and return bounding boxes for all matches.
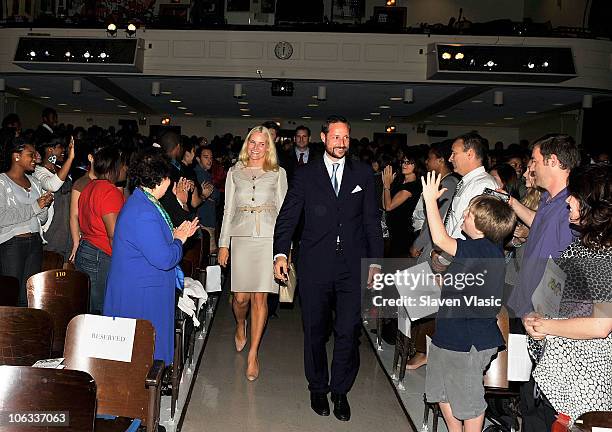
[173,217,200,244]
[67,136,75,161]
[523,313,547,340]
[382,166,395,189]
[37,192,54,209]
[68,243,79,263]
[420,171,447,203]
[218,247,229,267]
[514,224,529,240]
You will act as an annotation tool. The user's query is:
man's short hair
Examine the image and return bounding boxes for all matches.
[532,134,581,171]
[321,115,350,135]
[456,132,487,162]
[295,125,311,136]
[42,107,57,119]
[195,145,213,159]
[262,121,280,134]
[2,113,20,129]
[469,195,516,244]
[158,130,181,155]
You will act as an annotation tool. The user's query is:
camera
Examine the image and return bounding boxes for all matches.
[482,188,510,203]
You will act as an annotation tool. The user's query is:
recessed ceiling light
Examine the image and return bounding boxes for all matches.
[161,91,172,95]
[312,95,318,99]
[185,112,194,116]
[239,108,250,112]
[117,105,127,108]
[423,120,433,123]
[40,96,51,99]
[18,87,31,91]
[301,116,312,119]
[169,99,182,103]
[471,100,483,103]
[241,114,251,117]
[389,97,403,101]
[436,115,446,118]
[485,122,496,125]
[104,98,115,101]
[308,103,319,107]
[129,111,137,114]
[379,105,391,109]
[553,103,564,106]
[73,109,81,112]
[363,118,372,121]
[57,103,67,106]
[370,112,381,116]
[177,106,188,110]
[526,111,538,114]
[238,101,249,105]
[504,117,514,120]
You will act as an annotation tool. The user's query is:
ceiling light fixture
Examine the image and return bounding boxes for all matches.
[403,88,414,104]
[455,52,464,60]
[117,105,127,108]
[161,116,171,125]
[0,79,5,92]
[363,118,372,121]
[389,97,403,101]
[18,87,31,91]
[40,96,50,99]
[471,100,483,103]
[57,103,67,106]
[72,79,81,95]
[104,98,115,101]
[106,22,117,37]
[493,90,504,106]
[169,99,181,103]
[233,83,243,99]
[317,86,326,101]
[151,82,161,96]
[370,112,380,116]
[129,111,137,114]
[503,117,514,120]
[301,116,312,119]
[238,101,249,105]
[436,114,446,118]
[526,111,538,114]
[582,94,593,109]
[307,103,319,107]
[239,108,250,112]
[379,105,391,109]
[177,106,188,110]
[185,112,194,116]
[126,23,137,38]
[73,109,81,112]
[161,91,172,95]
[442,52,451,60]
[241,114,251,117]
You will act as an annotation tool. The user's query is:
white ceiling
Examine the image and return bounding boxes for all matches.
[4,74,609,126]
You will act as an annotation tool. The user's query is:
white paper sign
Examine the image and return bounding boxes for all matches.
[81,315,136,362]
[394,261,441,321]
[205,265,222,293]
[532,258,566,317]
[507,333,532,382]
[397,306,411,337]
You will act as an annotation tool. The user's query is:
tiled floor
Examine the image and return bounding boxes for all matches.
[181,296,415,432]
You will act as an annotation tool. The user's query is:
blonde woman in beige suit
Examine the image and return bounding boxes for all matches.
[218,125,288,381]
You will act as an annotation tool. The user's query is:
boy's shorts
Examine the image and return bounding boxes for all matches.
[425,343,498,420]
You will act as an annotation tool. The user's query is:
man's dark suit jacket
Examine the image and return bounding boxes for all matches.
[280,147,321,184]
[274,156,383,283]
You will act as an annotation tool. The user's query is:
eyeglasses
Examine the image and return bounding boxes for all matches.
[401,160,415,165]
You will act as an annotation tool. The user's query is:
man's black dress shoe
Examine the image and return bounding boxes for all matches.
[310,392,330,416]
[331,393,351,421]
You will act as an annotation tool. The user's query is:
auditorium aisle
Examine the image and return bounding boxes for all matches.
[181,295,415,432]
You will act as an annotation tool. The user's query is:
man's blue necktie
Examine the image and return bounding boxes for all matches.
[331,163,340,196]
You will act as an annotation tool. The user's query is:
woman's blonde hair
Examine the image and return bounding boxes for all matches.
[238,126,279,171]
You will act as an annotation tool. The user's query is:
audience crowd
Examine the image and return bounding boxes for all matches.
[0,107,610,431]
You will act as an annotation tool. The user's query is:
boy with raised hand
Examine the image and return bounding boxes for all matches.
[421,171,516,432]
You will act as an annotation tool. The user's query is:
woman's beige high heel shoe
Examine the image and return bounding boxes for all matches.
[246,356,259,381]
[235,322,247,352]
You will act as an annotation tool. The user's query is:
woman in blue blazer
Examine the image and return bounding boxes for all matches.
[104,149,199,364]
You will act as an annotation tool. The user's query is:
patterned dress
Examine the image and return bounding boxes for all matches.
[528,241,612,423]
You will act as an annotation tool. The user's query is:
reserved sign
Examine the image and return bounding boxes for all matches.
[81,315,136,362]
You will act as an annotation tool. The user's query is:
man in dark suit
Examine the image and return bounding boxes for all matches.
[34,107,58,146]
[273,115,383,421]
[283,125,320,183]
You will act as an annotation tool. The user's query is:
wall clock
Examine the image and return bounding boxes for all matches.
[274,41,293,60]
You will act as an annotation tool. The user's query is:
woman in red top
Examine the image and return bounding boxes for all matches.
[75,146,125,314]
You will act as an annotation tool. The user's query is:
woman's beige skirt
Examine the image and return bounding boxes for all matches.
[230,236,278,294]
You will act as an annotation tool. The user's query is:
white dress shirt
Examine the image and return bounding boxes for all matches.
[445,166,498,240]
[295,147,310,164]
[322,152,345,191]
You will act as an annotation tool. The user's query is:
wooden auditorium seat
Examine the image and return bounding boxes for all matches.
[26,269,90,356]
[0,366,97,432]
[63,315,164,432]
[0,306,53,366]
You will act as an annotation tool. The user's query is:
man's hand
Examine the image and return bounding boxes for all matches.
[173,177,189,207]
[430,250,449,273]
[201,182,214,199]
[409,246,422,258]
[67,135,75,160]
[218,247,229,267]
[367,266,381,289]
[274,256,288,281]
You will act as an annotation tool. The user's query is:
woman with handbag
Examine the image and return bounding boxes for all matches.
[218,125,288,381]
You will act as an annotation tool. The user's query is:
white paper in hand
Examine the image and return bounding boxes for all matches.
[205,265,222,293]
[507,334,532,382]
[531,257,565,317]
